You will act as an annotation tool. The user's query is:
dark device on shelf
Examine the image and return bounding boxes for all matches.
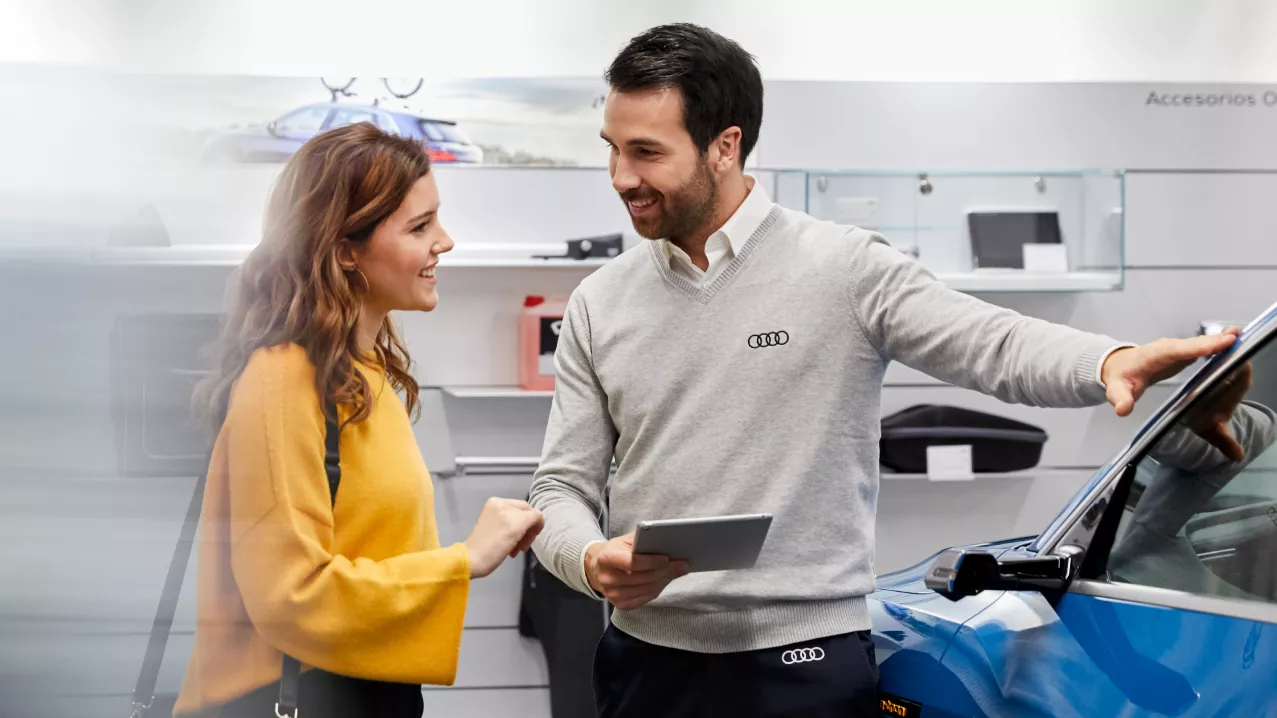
[535,233,624,261]
[879,404,1048,473]
[110,313,221,477]
[967,210,1062,269]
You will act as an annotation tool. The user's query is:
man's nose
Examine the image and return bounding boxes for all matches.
[612,156,640,194]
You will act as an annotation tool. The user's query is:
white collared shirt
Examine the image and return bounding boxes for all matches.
[662,175,773,286]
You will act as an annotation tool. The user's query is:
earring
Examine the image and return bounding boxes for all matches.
[345,266,370,292]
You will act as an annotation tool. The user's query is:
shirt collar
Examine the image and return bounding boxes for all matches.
[663,175,772,261]
[715,175,772,256]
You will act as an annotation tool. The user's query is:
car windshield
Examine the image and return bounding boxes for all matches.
[420,120,469,144]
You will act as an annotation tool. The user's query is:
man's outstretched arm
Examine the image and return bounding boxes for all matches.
[846,230,1236,412]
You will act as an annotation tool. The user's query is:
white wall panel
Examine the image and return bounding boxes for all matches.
[1125,171,1277,267]
[433,473,539,629]
[875,469,1095,572]
[756,83,1277,171]
[452,628,548,689]
[17,1,1277,83]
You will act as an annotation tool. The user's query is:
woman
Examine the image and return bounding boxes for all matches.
[174,123,544,717]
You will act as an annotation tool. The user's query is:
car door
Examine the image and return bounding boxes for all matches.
[931,309,1277,717]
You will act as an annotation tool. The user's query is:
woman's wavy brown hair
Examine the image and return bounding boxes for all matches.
[195,122,432,430]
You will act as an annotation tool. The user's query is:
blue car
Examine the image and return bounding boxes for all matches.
[872,300,1277,717]
[201,101,484,164]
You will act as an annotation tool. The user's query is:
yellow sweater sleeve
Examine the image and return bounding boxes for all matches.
[224,347,471,685]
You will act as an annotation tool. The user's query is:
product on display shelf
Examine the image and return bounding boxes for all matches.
[966,210,1062,270]
[519,295,568,391]
[879,404,1048,474]
[534,233,625,261]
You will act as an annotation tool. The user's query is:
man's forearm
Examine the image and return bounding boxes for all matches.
[849,231,1120,408]
[528,483,608,596]
[527,291,615,598]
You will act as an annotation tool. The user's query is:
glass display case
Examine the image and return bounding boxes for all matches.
[773,169,1125,292]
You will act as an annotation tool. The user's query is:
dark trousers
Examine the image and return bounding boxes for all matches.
[592,624,880,718]
[192,669,423,718]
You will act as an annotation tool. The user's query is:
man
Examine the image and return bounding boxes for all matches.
[528,23,1241,718]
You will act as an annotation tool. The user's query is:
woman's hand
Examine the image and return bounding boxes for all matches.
[463,498,545,578]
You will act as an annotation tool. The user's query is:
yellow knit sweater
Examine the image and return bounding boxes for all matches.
[174,344,470,714]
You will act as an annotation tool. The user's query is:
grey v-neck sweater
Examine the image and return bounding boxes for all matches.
[529,203,1118,653]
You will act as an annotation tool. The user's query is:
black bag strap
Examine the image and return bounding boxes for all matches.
[131,400,340,718]
[130,450,211,718]
[276,401,340,718]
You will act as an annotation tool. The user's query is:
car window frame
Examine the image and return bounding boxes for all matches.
[1034,301,1277,624]
[275,105,333,139]
[419,120,445,142]
[375,111,403,135]
[325,106,382,131]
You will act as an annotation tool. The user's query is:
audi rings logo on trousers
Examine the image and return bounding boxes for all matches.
[781,647,825,665]
[748,331,789,349]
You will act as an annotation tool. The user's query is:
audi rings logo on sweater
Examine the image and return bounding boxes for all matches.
[781,647,825,665]
[748,331,789,348]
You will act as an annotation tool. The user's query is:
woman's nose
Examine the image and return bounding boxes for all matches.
[435,229,455,254]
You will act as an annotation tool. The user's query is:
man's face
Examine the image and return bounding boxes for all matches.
[601,87,716,241]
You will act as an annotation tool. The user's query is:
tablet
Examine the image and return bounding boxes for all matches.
[632,513,773,573]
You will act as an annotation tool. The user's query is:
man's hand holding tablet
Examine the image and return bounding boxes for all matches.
[585,513,773,610]
[585,534,690,610]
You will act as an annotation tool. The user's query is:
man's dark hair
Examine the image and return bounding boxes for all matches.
[605,23,763,166]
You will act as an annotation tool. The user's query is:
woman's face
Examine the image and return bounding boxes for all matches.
[352,172,454,314]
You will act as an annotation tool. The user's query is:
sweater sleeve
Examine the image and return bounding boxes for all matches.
[225,348,471,685]
[528,291,615,598]
[847,228,1119,408]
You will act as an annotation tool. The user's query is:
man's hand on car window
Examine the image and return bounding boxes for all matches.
[1102,327,1241,420]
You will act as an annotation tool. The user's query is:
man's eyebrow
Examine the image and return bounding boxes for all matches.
[600,132,665,149]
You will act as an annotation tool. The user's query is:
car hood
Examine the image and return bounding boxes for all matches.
[874,535,1035,595]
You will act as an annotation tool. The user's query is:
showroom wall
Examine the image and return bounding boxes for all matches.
[3,2,1277,716]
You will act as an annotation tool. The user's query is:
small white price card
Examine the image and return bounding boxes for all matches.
[926,445,975,481]
[1023,243,1070,273]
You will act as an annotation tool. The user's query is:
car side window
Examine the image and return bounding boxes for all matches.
[1106,335,1277,606]
[419,121,445,142]
[328,108,379,130]
[275,106,329,138]
[375,112,402,135]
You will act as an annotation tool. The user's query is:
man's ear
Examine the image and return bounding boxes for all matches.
[712,127,742,173]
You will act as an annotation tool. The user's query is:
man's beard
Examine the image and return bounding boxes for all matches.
[620,160,717,241]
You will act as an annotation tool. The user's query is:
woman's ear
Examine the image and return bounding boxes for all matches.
[336,238,360,271]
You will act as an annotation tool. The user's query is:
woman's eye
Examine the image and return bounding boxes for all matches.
[412,221,429,234]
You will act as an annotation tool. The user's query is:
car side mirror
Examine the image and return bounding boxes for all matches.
[266,120,278,137]
[924,546,1083,601]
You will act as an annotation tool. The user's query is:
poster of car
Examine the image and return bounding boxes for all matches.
[146,74,612,168]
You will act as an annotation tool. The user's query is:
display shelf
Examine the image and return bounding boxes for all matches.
[443,385,554,399]
[934,271,1122,293]
[775,168,1126,293]
[879,468,1089,482]
[447,457,1083,480]
[81,244,615,269]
